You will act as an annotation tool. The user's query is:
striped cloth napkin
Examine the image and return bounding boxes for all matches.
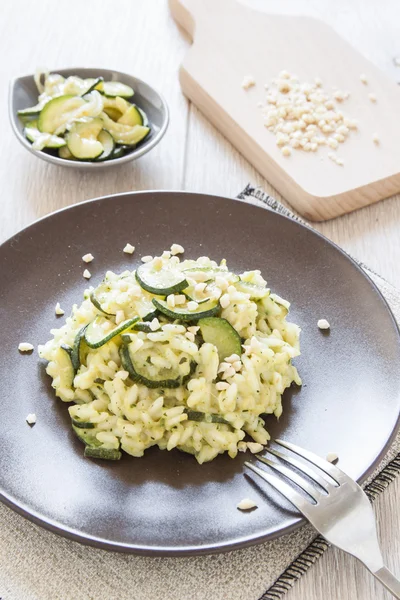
[0,186,399,600]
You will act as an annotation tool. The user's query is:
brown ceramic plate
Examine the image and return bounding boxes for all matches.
[0,191,399,555]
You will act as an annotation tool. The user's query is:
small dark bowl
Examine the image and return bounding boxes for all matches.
[9,67,169,168]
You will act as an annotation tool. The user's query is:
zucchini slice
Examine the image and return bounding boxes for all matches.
[95,81,134,98]
[103,107,123,121]
[85,316,140,349]
[84,447,122,460]
[57,344,75,388]
[66,117,104,160]
[24,121,66,148]
[152,298,220,322]
[38,95,86,134]
[136,263,188,295]
[113,124,150,146]
[95,129,115,161]
[18,99,49,117]
[120,344,191,389]
[198,317,242,360]
[183,266,240,283]
[117,104,143,126]
[235,281,268,299]
[72,424,101,447]
[81,77,103,95]
[90,288,116,316]
[71,417,95,429]
[59,146,75,159]
[184,410,230,425]
[111,146,125,159]
[71,325,89,373]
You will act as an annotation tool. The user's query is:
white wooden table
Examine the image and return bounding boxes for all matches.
[1,1,399,598]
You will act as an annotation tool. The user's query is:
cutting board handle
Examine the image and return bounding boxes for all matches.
[169,0,231,40]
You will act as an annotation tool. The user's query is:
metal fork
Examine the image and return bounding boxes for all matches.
[245,439,400,599]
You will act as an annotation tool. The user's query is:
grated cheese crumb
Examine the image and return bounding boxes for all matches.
[237,498,258,511]
[170,243,184,256]
[55,302,64,316]
[241,75,256,90]
[26,413,37,425]
[123,243,135,254]
[326,452,338,463]
[141,255,153,263]
[18,342,34,352]
[166,294,175,308]
[318,318,330,330]
[83,269,91,279]
[82,253,94,263]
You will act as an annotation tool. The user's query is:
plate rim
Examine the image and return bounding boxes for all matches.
[1,189,399,555]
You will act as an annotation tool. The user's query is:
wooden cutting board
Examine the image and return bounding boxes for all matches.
[170,0,400,221]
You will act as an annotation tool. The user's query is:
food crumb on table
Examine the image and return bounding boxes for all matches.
[317,319,330,330]
[368,93,377,103]
[237,498,258,510]
[123,243,135,254]
[55,302,64,316]
[18,342,34,352]
[170,243,184,255]
[326,452,338,463]
[372,133,380,145]
[82,253,94,263]
[241,75,256,90]
[359,73,368,84]
[83,269,91,279]
[26,413,37,425]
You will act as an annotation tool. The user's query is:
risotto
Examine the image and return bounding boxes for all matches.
[39,248,301,463]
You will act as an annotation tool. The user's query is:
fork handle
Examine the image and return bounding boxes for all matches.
[372,566,400,599]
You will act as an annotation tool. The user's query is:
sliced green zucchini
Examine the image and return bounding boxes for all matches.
[95,129,115,161]
[81,77,103,95]
[95,81,134,98]
[113,124,150,146]
[111,146,125,159]
[235,281,268,299]
[84,446,122,460]
[152,298,220,322]
[117,104,143,126]
[66,117,104,160]
[18,99,49,117]
[183,266,239,283]
[71,417,95,429]
[184,410,230,425]
[120,344,186,389]
[90,289,116,316]
[38,95,86,134]
[57,344,75,388]
[24,121,66,148]
[103,106,123,121]
[59,146,75,159]
[136,262,188,295]
[71,325,89,373]
[198,317,242,360]
[72,424,101,447]
[131,321,152,333]
[85,316,140,349]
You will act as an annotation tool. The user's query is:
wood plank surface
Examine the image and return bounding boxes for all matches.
[1,0,399,598]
